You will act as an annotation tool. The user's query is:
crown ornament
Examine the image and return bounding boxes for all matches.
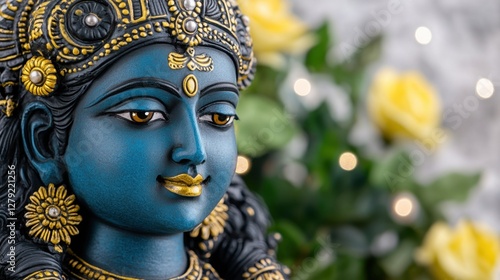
[0,0,255,117]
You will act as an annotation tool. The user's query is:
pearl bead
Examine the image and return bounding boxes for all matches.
[185,20,197,33]
[84,13,100,27]
[184,0,196,11]
[242,16,250,26]
[47,206,60,218]
[29,70,43,85]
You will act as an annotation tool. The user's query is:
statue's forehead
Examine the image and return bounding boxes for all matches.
[86,44,237,97]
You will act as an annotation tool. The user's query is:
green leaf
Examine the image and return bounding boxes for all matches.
[329,226,370,257]
[369,150,418,193]
[270,220,309,266]
[301,103,348,184]
[291,237,339,280]
[416,173,481,207]
[242,65,285,101]
[305,22,331,72]
[305,255,365,280]
[295,255,366,280]
[331,35,383,108]
[379,238,418,277]
[301,261,337,280]
[339,35,383,70]
[236,95,296,157]
[331,255,366,280]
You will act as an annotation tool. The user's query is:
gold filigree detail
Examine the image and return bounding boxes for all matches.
[24,270,62,280]
[190,198,228,241]
[183,74,199,97]
[28,0,49,43]
[65,249,221,280]
[242,259,285,280]
[0,98,17,117]
[21,56,58,96]
[25,184,82,253]
[168,47,214,72]
[168,0,209,47]
[12,0,254,90]
[1,81,17,87]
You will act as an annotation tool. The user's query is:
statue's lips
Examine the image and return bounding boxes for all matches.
[159,174,205,197]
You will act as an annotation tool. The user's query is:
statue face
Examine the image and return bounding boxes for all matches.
[63,44,238,234]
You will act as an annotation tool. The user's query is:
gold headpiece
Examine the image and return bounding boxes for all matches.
[0,0,255,116]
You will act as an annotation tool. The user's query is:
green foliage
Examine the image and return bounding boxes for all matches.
[239,22,482,280]
[305,22,331,72]
[418,173,480,207]
[414,173,480,224]
[236,95,296,157]
[379,239,418,277]
[306,255,365,280]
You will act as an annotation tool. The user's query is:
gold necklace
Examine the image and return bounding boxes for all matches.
[64,249,221,280]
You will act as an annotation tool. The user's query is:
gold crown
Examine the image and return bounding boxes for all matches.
[0,0,255,115]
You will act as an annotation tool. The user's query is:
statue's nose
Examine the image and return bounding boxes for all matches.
[171,113,207,166]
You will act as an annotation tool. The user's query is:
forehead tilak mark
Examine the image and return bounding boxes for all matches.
[182,74,198,98]
[168,46,214,97]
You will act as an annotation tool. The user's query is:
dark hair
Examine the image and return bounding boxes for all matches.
[0,81,90,278]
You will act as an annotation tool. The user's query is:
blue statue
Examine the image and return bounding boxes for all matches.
[0,0,288,279]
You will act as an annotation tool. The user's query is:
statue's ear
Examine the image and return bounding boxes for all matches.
[21,102,64,185]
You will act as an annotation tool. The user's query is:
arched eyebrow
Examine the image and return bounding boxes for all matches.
[85,77,181,108]
[200,82,239,97]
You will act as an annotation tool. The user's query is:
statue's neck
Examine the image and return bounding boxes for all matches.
[70,216,187,279]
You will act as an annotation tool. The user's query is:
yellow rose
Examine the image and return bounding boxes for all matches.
[415,221,500,280]
[238,0,314,68]
[367,68,441,143]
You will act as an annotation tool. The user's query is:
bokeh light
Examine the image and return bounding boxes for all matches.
[294,78,312,96]
[235,155,251,175]
[339,152,358,171]
[391,193,419,223]
[415,26,432,45]
[476,78,495,99]
[394,198,413,217]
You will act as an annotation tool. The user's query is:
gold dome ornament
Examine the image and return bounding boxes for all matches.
[21,56,58,96]
[25,184,82,253]
[242,259,285,280]
[24,270,63,280]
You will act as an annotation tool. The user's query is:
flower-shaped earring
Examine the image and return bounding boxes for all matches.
[25,183,82,253]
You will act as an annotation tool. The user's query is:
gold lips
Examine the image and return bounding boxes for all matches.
[161,174,204,197]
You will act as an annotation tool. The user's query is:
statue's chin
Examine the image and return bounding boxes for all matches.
[82,198,214,236]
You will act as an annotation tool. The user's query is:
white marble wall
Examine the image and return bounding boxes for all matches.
[290,0,500,230]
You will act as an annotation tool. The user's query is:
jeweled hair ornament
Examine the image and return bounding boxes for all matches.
[0,0,255,117]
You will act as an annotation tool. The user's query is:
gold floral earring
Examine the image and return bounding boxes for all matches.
[24,183,82,253]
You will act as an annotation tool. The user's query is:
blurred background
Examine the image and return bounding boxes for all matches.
[235,0,500,279]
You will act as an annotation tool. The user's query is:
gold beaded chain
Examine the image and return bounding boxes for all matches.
[63,249,221,280]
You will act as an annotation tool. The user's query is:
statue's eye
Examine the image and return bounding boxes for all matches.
[200,113,235,127]
[116,111,166,124]
[131,111,153,123]
[212,113,232,125]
